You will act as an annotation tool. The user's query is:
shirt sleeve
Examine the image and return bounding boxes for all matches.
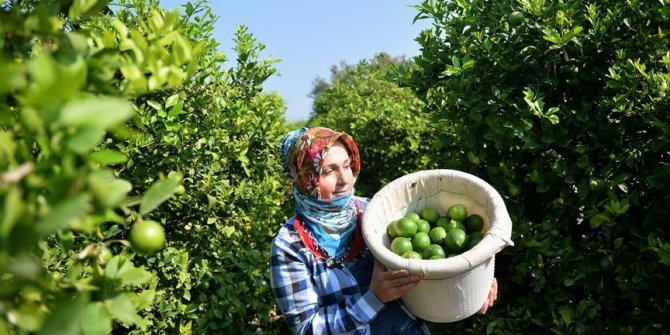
[270,232,385,335]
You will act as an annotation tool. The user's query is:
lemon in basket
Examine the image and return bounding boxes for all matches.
[394,218,418,237]
[447,204,468,221]
[444,229,468,253]
[391,237,413,256]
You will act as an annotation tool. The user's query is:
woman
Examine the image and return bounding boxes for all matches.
[270,127,497,334]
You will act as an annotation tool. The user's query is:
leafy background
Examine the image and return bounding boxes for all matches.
[1,0,669,334]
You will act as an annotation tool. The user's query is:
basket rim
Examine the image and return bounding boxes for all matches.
[362,169,513,279]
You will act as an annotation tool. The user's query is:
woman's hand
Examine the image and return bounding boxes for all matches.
[370,259,421,303]
[478,277,498,314]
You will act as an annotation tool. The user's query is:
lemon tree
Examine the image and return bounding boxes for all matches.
[405,0,670,332]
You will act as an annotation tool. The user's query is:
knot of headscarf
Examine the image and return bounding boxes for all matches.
[280,127,361,262]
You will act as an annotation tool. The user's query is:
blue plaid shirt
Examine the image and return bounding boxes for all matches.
[270,197,430,334]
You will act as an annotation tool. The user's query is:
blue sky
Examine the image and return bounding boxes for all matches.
[160,1,430,121]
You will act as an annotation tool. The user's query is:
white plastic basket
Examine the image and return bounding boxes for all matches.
[362,169,514,323]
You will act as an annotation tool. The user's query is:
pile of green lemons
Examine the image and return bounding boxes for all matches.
[386,204,485,259]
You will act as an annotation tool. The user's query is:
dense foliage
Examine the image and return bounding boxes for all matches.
[3,0,669,334]
[1,0,290,334]
[308,53,440,197]
[400,0,670,333]
[111,3,290,333]
[1,0,198,333]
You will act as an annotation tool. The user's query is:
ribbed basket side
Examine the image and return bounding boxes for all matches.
[401,257,495,323]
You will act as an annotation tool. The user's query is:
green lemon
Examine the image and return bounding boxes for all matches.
[403,251,423,260]
[599,256,613,272]
[96,247,113,265]
[436,217,449,230]
[447,204,468,221]
[465,214,485,233]
[420,207,440,224]
[467,234,483,250]
[469,231,483,241]
[387,221,398,239]
[428,227,447,244]
[404,212,421,222]
[445,219,466,232]
[423,244,446,259]
[411,232,431,253]
[444,229,467,253]
[508,11,525,27]
[129,220,166,255]
[391,237,413,256]
[416,219,431,234]
[394,218,418,237]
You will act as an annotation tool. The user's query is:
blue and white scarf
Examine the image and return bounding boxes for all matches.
[293,188,357,261]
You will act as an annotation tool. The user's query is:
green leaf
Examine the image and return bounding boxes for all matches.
[139,176,181,214]
[88,170,132,208]
[69,0,107,20]
[614,237,623,249]
[564,26,584,41]
[165,94,180,107]
[5,304,43,332]
[66,128,106,154]
[37,293,89,335]
[80,303,112,335]
[1,186,22,237]
[59,97,134,130]
[36,193,91,236]
[589,214,611,229]
[0,131,16,160]
[542,28,562,45]
[103,293,136,325]
[120,267,153,286]
[104,256,130,279]
[147,100,163,111]
[88,150,128,165]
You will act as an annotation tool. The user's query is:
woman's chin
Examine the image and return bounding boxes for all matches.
[332,191,352,198]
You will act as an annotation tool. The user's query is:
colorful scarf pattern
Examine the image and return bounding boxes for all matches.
[280,127,362,263]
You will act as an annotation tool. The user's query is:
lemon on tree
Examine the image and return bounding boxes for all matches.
[129,220,166,254]
[96,247,113,265]
[508,11,525,26]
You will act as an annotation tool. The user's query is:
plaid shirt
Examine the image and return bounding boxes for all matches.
[270,197,430,335]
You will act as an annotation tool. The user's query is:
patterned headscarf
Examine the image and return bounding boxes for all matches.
[280,127,362,263]
[280,127,360,198]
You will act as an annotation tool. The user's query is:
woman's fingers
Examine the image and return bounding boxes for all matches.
[371,259,421,302]
[489,278,498,307]
[478,277,498,314]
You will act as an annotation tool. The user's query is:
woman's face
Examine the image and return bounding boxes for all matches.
[318,141,354,201]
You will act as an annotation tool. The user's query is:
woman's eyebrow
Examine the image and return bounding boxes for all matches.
[322,158,351,168]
